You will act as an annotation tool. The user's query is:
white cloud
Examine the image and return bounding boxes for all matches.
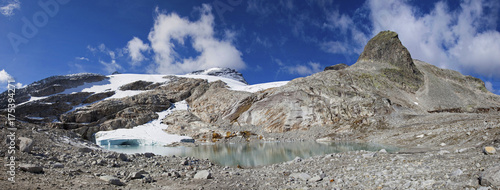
[322,9,369,55]
[144,4,245,74]
[485,81,497,93]
[366,0,500,78]
[126,37,150,65]
[0,69,14,83]
[75,57,89,61]
[87,45,97,53]
[87,43,125,73]
[320,41,349,54]
[287,62,322,76]
[0,69,23,89]
[100,60,122,74]
[0,0,20,17]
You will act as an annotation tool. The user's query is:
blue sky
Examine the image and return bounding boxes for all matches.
[0,0,499,94]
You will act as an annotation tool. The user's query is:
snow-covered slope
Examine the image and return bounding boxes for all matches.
[187,67,248,84]
[20,70,288,146]
[23,72,287,104]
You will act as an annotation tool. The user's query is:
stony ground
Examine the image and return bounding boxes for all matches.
[1,112,500,190]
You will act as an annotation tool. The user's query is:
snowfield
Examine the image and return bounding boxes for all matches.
[95,101,191,146]
[35,70,289,146]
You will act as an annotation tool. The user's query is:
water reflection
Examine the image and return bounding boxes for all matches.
[102,141,397,167]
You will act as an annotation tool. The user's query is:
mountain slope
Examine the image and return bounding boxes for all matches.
[1,30,499,145]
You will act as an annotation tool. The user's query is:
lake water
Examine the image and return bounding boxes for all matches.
[101,141,397,167]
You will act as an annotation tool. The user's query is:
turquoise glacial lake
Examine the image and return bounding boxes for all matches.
[102,141,396,167]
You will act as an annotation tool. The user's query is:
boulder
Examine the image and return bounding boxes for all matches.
[480,164,500,188]
[78,147,93,153]
[483,146,496,155]
[99,175,125,186]
[194,170,212,179]
[52,163,64,168]
[19,164,43,173]
[118,153,128,161]
[18,137,33,153]
[128,170,148,179]
[144,152,155,158]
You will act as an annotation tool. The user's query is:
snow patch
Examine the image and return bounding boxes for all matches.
[95,101,191,146]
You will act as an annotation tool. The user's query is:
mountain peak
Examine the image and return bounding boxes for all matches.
[357,31,424,92]
[188,68,248,84]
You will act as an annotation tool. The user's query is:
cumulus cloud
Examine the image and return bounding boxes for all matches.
[137,4,245,74]
[287,62,322,76]
[0,0,20,17]
[367,0,500,78]
[0,69,14,83]
[485,81,496,93]
[126,37,150,65]
[0,69,23,89]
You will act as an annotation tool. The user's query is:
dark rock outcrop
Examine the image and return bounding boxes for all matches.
[0,73,108,109]
[357,31,424,92]
[324,63,348,71]
[119,80,163,91]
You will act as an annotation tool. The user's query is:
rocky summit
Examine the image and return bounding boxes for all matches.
[2,31,500,189]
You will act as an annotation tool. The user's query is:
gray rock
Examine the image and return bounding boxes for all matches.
[194,170,212,179]
[480,164,500,188]
[293,157,302,162]
[450,169,463,177]
[141,174,154,183]
[19,164,43,173]
[118,153,128,161]
[99,175,125,186]
[180,138,195,143]
[78,147,93,153]
[52,163,64,168]
[144,152,155,158]
[18,137,33,153]
[309,175,323,182]
[290,173,312,181]
[129,170,148,179]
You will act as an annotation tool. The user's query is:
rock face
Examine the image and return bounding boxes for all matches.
[184,30,500,134]
[357,31,423,92]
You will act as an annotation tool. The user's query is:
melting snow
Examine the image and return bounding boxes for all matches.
[95,101,191,146]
